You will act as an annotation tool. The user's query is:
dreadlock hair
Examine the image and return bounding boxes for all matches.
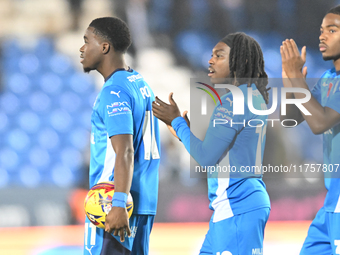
[89,17,131,53]
[227,32,270,104]
[328,5,340,15]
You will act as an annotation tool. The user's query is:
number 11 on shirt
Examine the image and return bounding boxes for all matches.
[143,111,160,160]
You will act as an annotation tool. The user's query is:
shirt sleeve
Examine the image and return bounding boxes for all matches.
[326,82,340,114]
[98,86,133,137]
[172,116,236,167]
[311,80,322,104]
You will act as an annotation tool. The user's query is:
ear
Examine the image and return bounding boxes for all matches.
[102,42,110,54]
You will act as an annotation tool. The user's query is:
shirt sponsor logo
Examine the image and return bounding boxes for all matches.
[217,106,233,116]
[108,102,129,107]
[85,246,94,255]
[226,97,233,107]
[110,91,121,98]
[107,107,130,115]
[127,74,142,82]
[214,112,233,121]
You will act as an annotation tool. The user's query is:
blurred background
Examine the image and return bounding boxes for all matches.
[0,0,339,254]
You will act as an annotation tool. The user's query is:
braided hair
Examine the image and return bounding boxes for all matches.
[225,32,270,104]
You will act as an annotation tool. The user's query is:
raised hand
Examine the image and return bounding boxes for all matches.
[152,92,181,126]
[280,39,308,79]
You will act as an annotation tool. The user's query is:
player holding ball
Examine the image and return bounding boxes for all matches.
[80,17,160,255]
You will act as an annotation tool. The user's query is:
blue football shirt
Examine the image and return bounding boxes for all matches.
[172,83,270,222]
[90,68,161,215]
[311,67,340,213]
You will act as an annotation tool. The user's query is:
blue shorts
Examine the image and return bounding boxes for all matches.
[300,206,340,255]
[83,214,154,255]
[199,207,270,255]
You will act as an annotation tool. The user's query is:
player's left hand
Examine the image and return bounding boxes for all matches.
[152,92,181,126]
[105,206,131,242]
[280,39,307,78]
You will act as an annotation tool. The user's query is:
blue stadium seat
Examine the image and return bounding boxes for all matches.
[39,73,63,95]
[51,164,74,187]
[29,91,52,113]
[19,54,40,74]
[49,109,73,133]
[7,73,31,94]
[49,53,72,74]
[0,111,9,133]
[0,37,96,187]
[0,92,20,115]
[17,111,41,133]
[7,129,31,151]
[37,128,60,151]
[29,147,51,169]
[60,147,83,171]
[69,128,90,150]
[59,91,82,113]
[69,73,92,93]
[0,147,19,170]
[19,165,41,188]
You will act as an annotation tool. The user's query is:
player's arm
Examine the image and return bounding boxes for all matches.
[152,93,235,166]
[110,134,134,195]
[170,117,235,166]
[167,110,190,140]
[100,87,133,242]
[279,69,305,125]
[281,39,340,134]
[105,134,133,242]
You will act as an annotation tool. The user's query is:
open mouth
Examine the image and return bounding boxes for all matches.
[208,68,215,77]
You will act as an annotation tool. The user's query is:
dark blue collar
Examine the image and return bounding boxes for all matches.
[105,67,133,82]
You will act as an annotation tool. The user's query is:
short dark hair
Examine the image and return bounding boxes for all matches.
[89,17,131,53]
[228,32,270,104]
[327,5,340,16]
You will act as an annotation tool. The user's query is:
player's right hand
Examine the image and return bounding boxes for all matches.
[280,39,308,79]
[182,110,190,128]
[282,63,308,88]
[152,92,181,126]
[105,206,131,242]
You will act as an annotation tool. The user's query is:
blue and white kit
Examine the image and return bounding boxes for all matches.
[172,83,270,255]
[300,68,340,255]
[84,68,160,255]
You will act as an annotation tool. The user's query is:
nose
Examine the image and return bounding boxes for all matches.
[208,56,214,65]
[80,44,84,53]
[319,33,326,42]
